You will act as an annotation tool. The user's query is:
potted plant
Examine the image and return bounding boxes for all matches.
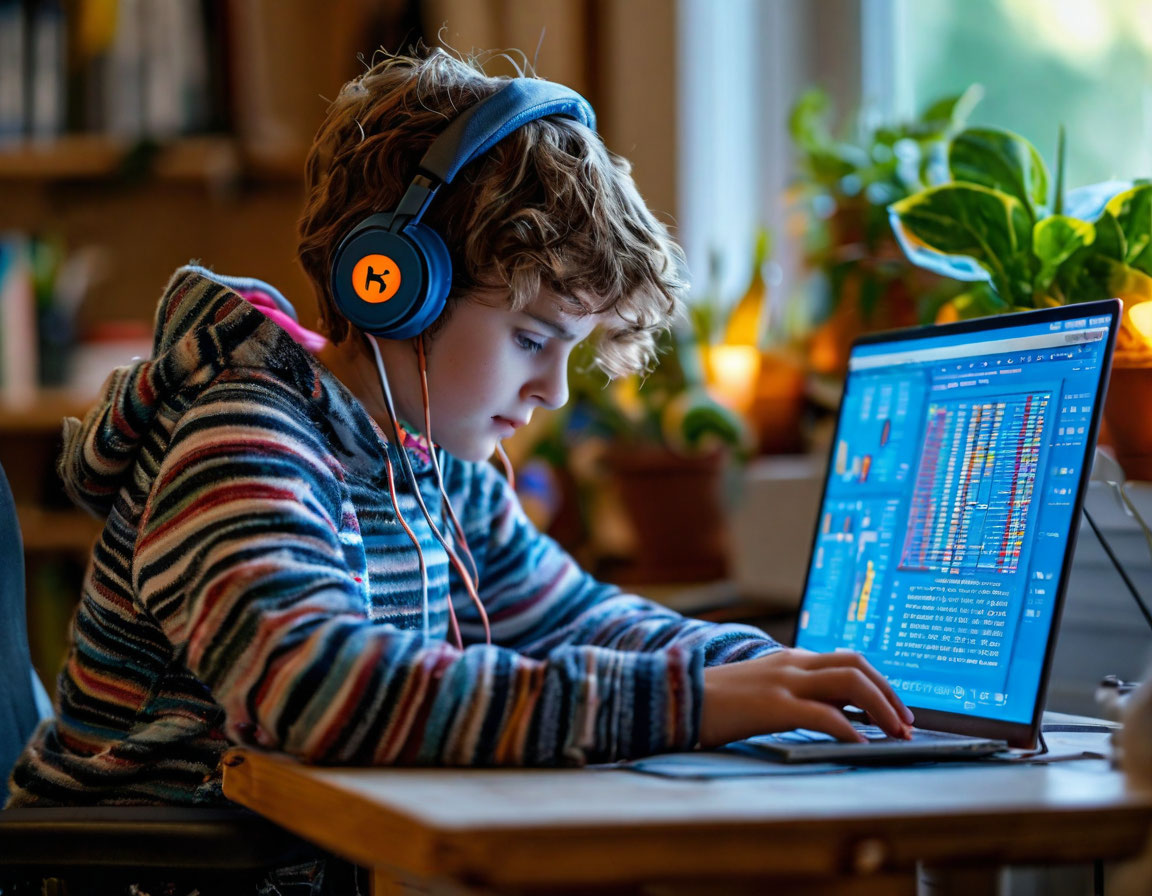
[689,235,810,455]
[789,85,982,375]
[889,125,1152,478]
[523,321,750,584]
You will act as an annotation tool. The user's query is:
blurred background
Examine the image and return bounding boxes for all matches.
[3,0,1152,716]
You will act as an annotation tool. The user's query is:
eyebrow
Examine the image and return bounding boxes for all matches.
[525,311,578,342]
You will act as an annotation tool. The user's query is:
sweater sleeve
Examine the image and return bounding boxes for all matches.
[132,378,704,766]
[447,458,782,666]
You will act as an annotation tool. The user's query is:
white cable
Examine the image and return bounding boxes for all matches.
[366,335,484,648]
[414,336,489,643]
[365,335,430,639]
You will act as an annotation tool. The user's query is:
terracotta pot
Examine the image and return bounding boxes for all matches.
[750,350,806,454]
[1103,363,1152,481]
[603,448,728,583]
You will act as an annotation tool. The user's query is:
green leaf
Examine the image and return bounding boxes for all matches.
[788,88,833,151]
[1093,211,1126,262]
[1033,215,1095,295]
[1052,125,1066,214]
[1048,215,1125,306]
[921,84,984,132]
[666,394,747,452]
[948,128,1050,215]
[1052,252,1116,305]
[1105,184,1152,276]
[890,183,1036,306]
[806,148,859,181]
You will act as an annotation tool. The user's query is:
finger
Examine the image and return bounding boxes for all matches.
[796,667,912,739]
[802,651,915,725]
[786,699,867,743]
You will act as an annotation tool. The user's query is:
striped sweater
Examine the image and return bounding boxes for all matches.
[7,266,779,807]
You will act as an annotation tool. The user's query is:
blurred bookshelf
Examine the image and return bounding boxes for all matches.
[16,505,101,552]
[0,0,418,689]
[0,388,87,430]
[0,134,301,183]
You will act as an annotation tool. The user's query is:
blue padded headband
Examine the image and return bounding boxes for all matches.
[419,79,596,186]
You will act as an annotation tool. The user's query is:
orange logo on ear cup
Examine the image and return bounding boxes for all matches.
[351,254,401,303]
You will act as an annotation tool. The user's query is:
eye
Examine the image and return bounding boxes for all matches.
[515,332,545,355]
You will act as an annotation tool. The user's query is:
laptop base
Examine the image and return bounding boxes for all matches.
[732,725,1008,764]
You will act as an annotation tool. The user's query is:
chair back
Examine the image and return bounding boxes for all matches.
[0,460,48,787]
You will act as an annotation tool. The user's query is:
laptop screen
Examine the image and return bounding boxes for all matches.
[795,301,1119,737]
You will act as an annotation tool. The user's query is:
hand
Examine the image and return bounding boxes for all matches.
[699,648,915,748]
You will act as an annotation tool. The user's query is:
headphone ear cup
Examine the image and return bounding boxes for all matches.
[391,222,451,339]
[331,220,439,338]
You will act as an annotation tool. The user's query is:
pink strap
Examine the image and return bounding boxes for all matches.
[238,287,328,353]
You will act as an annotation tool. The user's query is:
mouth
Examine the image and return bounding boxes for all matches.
[493,416,528,431]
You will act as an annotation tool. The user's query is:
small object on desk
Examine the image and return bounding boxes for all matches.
[1097,674,1141,722]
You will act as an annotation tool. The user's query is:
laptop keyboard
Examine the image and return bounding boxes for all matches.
[751,726,970,746]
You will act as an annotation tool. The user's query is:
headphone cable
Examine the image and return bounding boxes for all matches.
[493,441,516,492]
[366,335,491,648]
[381,442,429,637]
[413,337,490,643]
[366,334,461,647]
[415,337,482,593]
[359,338,431,639]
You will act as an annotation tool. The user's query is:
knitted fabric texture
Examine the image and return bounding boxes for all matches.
[7,266,778,807]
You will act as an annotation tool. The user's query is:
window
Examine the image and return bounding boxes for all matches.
[888,0,1152,187]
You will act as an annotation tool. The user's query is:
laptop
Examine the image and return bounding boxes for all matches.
[746,299,1121,762]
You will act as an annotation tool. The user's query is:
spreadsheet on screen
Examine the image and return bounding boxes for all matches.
[796,313,1113,725]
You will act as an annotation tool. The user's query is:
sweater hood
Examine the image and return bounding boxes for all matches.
[57,266,333,518]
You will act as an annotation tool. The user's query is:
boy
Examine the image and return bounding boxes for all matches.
[8,48,911,813]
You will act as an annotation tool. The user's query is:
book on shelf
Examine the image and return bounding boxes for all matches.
[1,0,223,146]
[0,0,26,142]
[0,0,72,143]
[0,234,39,406]
[29,0,66,139]
[90,0,213,139]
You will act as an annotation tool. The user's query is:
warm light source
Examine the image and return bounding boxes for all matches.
[707,344,761,414]
[1129,301,1152,347]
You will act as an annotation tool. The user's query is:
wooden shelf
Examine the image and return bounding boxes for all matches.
[0,391,92,434]
[0,134,303,184]
[16,505,102,553]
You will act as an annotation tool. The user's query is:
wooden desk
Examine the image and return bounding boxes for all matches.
[222,743,1152,895]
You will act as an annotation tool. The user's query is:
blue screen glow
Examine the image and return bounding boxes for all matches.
[795,309,1115,724]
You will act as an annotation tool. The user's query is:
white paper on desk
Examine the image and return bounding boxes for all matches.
[1026,728,1115,763]
[608,752,850,779]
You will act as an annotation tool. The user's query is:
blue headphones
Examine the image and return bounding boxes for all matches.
[330,79,596,339]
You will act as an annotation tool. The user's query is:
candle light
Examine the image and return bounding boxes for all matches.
[707,344,762,414]
[1129,301,1152,347]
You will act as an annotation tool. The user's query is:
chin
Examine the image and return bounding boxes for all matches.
[439,437,496,464]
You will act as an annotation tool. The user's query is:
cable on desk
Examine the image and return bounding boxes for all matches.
[1082,505,1152,633]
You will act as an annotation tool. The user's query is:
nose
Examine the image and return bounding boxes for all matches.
[524,357,569,410]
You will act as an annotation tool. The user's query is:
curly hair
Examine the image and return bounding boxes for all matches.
[296,47,686,378]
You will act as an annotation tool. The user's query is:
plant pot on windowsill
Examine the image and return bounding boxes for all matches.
[601,445,729,584]
[1104,364,1152,480]
[1103,293,1152,481]
[748,348,807,455]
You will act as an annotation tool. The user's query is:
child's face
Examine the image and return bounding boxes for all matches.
[398,289,601,462]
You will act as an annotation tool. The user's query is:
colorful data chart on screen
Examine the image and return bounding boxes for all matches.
[833,377,915,487]
[899,392,1049,576]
